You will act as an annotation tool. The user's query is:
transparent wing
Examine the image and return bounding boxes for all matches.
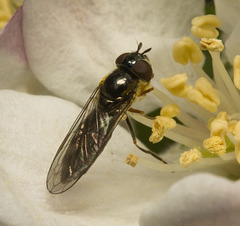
[46,85,133,194]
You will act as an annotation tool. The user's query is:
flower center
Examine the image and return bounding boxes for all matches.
[128,14,240,170]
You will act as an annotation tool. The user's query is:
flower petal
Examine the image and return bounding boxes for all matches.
[0,7,48,94]
[0,90,184,225]
[215,1,240,68]
[224,23,240,63]
[140,173,240,226]
[22,0,204,106]
[215,0,240,39]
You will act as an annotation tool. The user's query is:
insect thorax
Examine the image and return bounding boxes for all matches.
[99,68,139,108]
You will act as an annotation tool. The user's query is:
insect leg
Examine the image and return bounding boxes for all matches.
[128,108,154,120]
[125,115,167,164]
[138,87,154,96]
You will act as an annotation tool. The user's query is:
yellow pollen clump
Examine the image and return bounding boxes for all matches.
[228,120,237,133]
[209,118,228,138]
[160,104,180,118]
[179,148,202,168]
[187,77,220,113]
[191,14,222,38]
[125,153,138,167]
[233,121,240,136]
[98,75,108,86]
[216,111,228,120]
[210,112,229,137]
[160,73,192,97]
[200,38,224,52]
[149,116,176,143]
[233,55,240,90]
[172,36,203,65]
[203,136,226,155]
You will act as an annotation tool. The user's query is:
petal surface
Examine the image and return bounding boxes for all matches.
[140,173,240,226]
[0,7,48,94]
[0,90,185,225]
[215,1,240,63]
[22,0,205,106]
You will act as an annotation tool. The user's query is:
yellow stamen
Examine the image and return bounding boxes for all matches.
[149,118,164,143]
[200,38,224,52]
[179,148,202,167]
[187,77,220,113]
[195,77,220,106]
[191,15,222,38]
[209,118,228,138]
[233,55,240,90]
[233,121,240,136]
[160,104,180,118]
[227,120,237,133]
[172,36,203,65]
[125,154,138,167]
[203,136,226,155]
[216,111,228,120]
[149,116,176,143]
[160,73,192,97]
[187,89,216,113]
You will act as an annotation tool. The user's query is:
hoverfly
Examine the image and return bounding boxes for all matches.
[46,43,167,194]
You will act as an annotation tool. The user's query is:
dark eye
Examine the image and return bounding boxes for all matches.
[115,53,129,66]
[132,60,153,82]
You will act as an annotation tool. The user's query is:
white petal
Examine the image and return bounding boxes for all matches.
[215,0,240,39]
[0,90,184,225]
[22,0,204,106]
[140,173,240,226]
[0,7,49,94]
[215,1,240,63]
[224,23,240,63]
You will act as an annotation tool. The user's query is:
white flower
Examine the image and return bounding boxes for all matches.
[1,1,240,226]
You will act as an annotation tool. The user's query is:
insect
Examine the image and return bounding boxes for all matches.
[46,43,167,194]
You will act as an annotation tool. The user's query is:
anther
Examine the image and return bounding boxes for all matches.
[203,136,226,155]
[179,148,202,167]
[125,153,138,167]
[191,15,222,38]
[172,36,203,65]
[200,38,224,52]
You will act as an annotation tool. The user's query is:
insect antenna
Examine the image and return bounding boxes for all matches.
[136,42,151,54]
[141,47,152,54]
[136,42,143,52]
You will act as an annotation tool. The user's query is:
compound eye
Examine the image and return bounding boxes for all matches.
[115,53,129,66]
[132,60,153,82]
